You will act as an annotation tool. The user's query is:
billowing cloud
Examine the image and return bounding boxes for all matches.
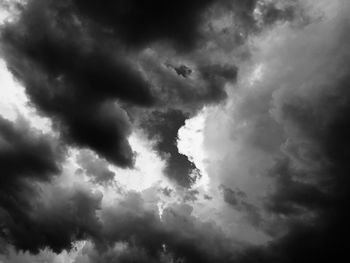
[1,184,102,253]
[0,115,63,187]
[0,116,101,253]
[140,110,199,187]
[0,0,239,180]
[1,0,349,263]
[0,116,64,230]
[0,0,150,167]
[195,1,350,262]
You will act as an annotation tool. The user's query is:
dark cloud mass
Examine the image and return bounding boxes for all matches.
[0,115,64,223]
[0,116,63,186]
[0,0,239,173]
[88,193,240,263]
[72,0,215,49]
[0,118,101,254]
[0,0,152,167]
[140,110,199,188]
[0,116,101,254]
[1,185,102,254]
[235,6,350,262]
[1,0,350,263]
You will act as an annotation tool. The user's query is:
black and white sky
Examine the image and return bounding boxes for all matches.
[0,0,349,262]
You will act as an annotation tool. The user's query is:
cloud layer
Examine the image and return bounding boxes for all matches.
[1,0,350,263]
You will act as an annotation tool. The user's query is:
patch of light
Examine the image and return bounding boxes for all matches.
[0,1,13,25]
[177,108,210,191]
[60,148,124,207]
[1,4,52,133]
[109,131,170,192]
[157,201,165,220]
[59,148,91,185]
[0,59,53,133]
[0,240,88,263]
[0,0,26,22]
[0,8,9,24]
[248,63,264,86]
[53,241,87,263]
[253,0,265,27]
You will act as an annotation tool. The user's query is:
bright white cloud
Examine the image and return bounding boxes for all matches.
[177,108,210,191]
[109,131,170,192]
[0,59,53,132]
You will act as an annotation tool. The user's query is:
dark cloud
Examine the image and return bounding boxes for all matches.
[1,184,102,254]
[72,0,215,50]
[0,0,153,167]
[264,159,331,216]
[68,0,305,51]
[132,53,237,187]
[89,193,241,263]
[138,54,238,111]
[220,185,263,227]
[221,185,247,206]
[76,150,115,184]
[0,0,240,172]
[0,191,238,263]
[140,110,199,187]
[260,3,295,25]
[1,0,155,105]
[1,0,345,262]
[204,194,213,200]
[0,116,63,187]
[0,116,102,254]
[121,56,236,188]
[174,64,193,78]
[236,9,350,262]
[0,0,245,256]
[0,116,98,253]
[200,64,238,81]
[198,63,238,102]
[0,187,238,262]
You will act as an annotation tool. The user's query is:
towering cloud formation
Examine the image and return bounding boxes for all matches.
[0,0,239,182]
[0,0,152,167]
[1,0,349,263]
[197,1,350,262]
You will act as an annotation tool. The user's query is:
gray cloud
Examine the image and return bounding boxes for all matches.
[1,0,347,263]
[76,150,116,184]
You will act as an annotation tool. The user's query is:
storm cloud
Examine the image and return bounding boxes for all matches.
[1,0,349,263]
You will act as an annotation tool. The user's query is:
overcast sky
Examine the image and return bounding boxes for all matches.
[0,0,349,262]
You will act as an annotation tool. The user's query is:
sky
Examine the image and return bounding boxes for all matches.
[0,0,349,262]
